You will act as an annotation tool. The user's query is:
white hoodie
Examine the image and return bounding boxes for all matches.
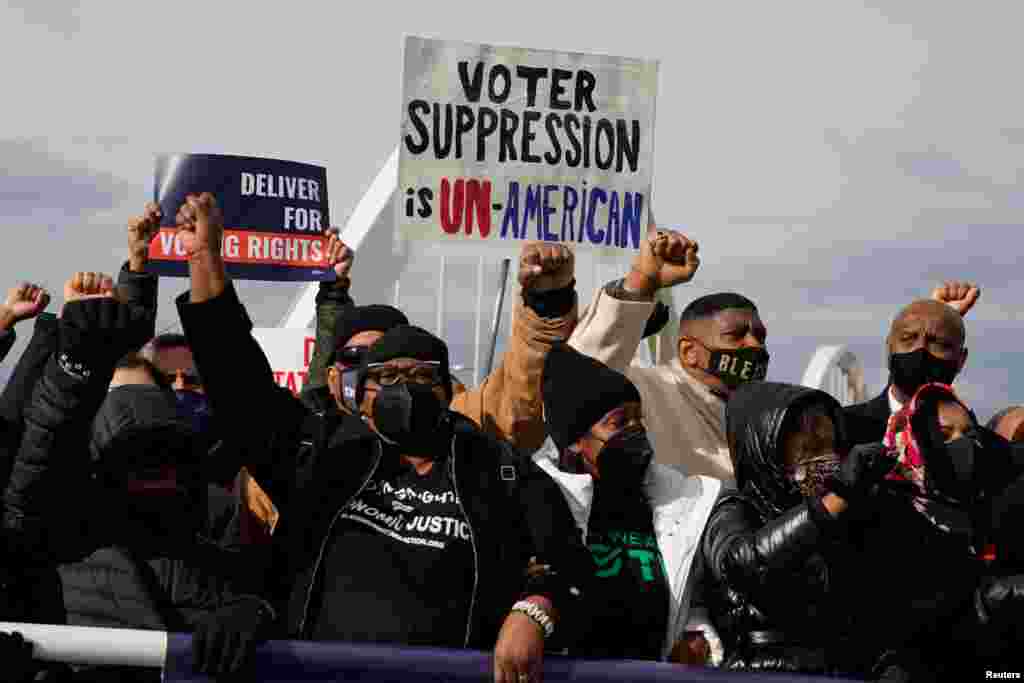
[532,437,724,664]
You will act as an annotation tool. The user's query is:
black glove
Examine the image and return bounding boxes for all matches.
[0,631,36,683]
[978,574,1024,625]
[828,443,896,510]
[192,598,274,676]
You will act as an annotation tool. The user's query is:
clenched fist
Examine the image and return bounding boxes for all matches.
[324,227,354,283]
[63,272,114,304]
[175,193,224,259]
[518,242,574,293]
[626,223,699,295]
[128,202,163,271]
[931,280,980,317]
[0,282,51,329]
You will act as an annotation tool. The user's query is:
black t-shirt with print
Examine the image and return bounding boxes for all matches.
[580,484,669,660]
[310,453,475,647]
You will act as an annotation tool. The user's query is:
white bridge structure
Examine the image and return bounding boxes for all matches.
[278,148,866,406]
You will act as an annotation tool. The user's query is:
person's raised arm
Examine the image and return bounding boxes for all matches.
[173,193,307,501]
[451,242,577,453]
[3,272,153,563]
[301,228,355,405]
[0,283,51,363]
[931,280,980,317]
[116,202,162,315]
[569,225,699,372]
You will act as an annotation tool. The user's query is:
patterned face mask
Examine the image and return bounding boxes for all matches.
[785,454,841,498]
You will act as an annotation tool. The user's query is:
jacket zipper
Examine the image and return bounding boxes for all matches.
[296,438,383,638]
[450,433,480,648]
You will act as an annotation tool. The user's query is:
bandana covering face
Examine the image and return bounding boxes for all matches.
[883,382,973,537]
[785,454,840,498]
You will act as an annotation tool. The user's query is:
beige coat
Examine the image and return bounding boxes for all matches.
[569,287,734,483]
[451,295,578,454]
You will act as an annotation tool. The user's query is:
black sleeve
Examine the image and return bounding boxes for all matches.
[300,280,356,404]
[116,262,158,315]
[702,496,840,597]
[2,298,155,565]
[0,314,60,487]
[510,449,595,647]
[521,282,576,319]
[176,284,310,509]
[2,353,105,563]
[0,328,14,364]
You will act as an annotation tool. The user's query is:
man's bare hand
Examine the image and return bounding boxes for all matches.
[0,283,51,330]
[175,193,224,260]
[931,280,980,317]
[625,223,699,296]
[63,272,114,304]
[324,228,354,283]
[128,202,163,271]
[518,242,574,293]
[494,611,546,683]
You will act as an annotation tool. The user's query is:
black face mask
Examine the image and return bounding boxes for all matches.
[372,383,448,448]
[175,390,214,437]
[927,433,979,502]
[706,346,770,389]
[596,428,654,488]
[889,348,959,396]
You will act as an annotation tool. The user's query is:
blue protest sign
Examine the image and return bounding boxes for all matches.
[150,154,332,282]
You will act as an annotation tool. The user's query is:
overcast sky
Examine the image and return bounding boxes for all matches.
[2,0,1021,420]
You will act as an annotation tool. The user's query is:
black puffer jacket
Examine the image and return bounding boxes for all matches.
[176,283,594,648]
[1,279,271,630]
[701,382,860,675]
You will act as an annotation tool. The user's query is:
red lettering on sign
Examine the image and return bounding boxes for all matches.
[303,337,316,368]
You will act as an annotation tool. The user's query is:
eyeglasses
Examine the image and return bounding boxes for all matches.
[335,345,368,366]
[364,361,443,388]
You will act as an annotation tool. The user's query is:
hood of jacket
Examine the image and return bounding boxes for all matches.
[726,382,843,518]
[90,384,198,475]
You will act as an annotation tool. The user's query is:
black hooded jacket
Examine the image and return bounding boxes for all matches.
[175,283,592,649]
[701,382,858,675]
[0,272,269,643]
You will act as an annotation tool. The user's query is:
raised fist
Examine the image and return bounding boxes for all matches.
[931,280,980,317]
[63,272,114,304]
[324,227,354,281]
[518,242,575,293]
[175,192,224,258]
[2,282,51,325]
[628,223,699,293]
[127,201,163,269]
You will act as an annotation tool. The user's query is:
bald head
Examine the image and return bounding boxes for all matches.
[891,300,966,347]
[988,406,1024,443]
[886,299,968,398]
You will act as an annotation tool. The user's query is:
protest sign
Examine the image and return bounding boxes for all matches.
[252,328,316,395]
[397,36,658,254]
[150,154,332,281]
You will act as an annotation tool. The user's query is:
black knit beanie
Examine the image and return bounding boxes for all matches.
[542,342,642,452]
[329,305,409,363]
[362,325,452,400]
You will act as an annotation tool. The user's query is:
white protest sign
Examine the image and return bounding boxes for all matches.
[252,328,317,395]
[397,36,658,253]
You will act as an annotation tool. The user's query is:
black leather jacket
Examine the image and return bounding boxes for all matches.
[701,382,860,675]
